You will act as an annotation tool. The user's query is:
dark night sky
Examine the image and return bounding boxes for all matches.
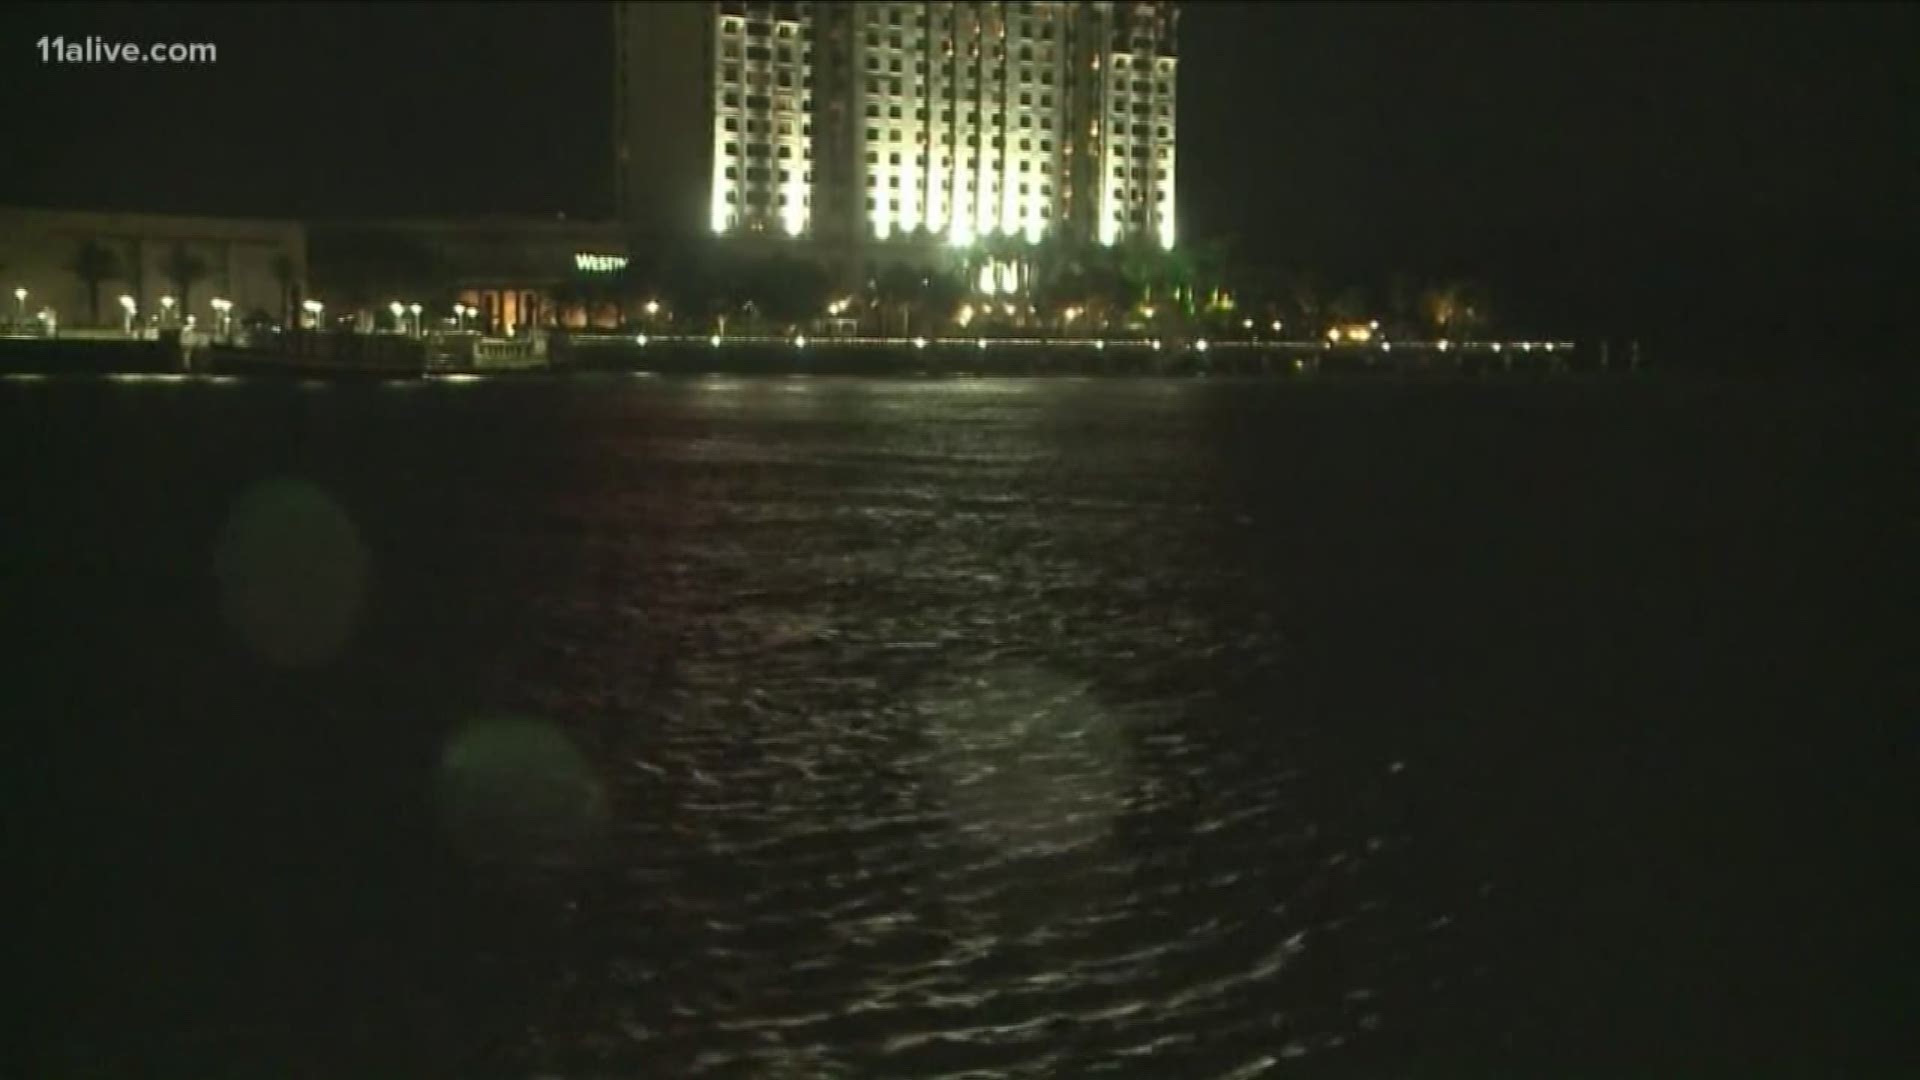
[5,1,1914,358]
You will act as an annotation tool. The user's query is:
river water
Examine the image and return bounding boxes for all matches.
[2,373,1906,1077]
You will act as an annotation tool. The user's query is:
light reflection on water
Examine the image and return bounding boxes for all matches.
[478,378,1425,1077]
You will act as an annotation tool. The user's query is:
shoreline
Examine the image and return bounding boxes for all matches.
[1,331,1621,381]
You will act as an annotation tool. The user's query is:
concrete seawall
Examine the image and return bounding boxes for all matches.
[4,332,1604,380]
[0,335,182,374]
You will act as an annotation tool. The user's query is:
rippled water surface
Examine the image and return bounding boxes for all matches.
[3,374,1905,1077]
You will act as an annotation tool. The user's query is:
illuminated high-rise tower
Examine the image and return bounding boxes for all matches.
[1073,1,1179,250]
[612,1,1178,252]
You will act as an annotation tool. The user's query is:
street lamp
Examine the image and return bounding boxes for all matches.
[119,294,137,334]
[388,300,404,333]
[644,299,660,317]
[408,302,422,337]
[302,299,323,330]
[160,295,176,326]
[211,297,233,341]
[12,287,25,325]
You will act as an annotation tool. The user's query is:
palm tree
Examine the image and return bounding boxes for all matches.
[1280,269,1323,336]
[164,242,212,322]
[270,254,297,328]
[1174,240,1236,320]
[1420,283,1459,337]
[1015,235,1093,317]
[1420,281,1491,340]
[1197,235,1233,285]
[1115,238,1159,307]
[667,244,756,334]
[710,251,754,334]
[871,265,923,336]
[1386,272,1418,336]
[69,240,122,327]
[1031,235,1092,327]
[1328,286,1368,325]
[964,232,1012,300]
[753,256,831,331]
[1225,259,1285,330]
[1458,283,1492,338]
[1155,245,1197,314]
[917,269,968,332]
[659,247,723,332]
[1083,246,1135,329]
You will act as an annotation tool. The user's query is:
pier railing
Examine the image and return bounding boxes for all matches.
[425,331,549,371]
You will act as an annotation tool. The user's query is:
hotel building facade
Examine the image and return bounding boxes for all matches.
[614,1,1178,262]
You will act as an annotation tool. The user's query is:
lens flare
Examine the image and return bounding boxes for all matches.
[214,478,368,668]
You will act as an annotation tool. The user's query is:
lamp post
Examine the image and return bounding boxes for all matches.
[453,303,469,332]
[388,300,404,334]
[120,295,137,335]
[12,287,25,326]
[160,295,176,327]
[302,299,323,330]
[408,302,422,337]
[211,298,233,342]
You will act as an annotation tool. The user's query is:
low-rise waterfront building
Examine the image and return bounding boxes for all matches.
[0,206,307,331]
[307,216,634,336]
